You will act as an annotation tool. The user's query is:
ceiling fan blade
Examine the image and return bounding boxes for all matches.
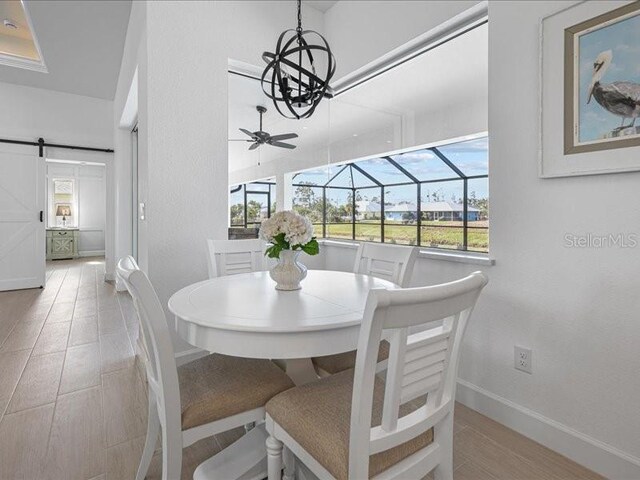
[228,139,253,142]
[269,133,299,142]
[270,141,297,149]
[239,128,259,140]
[248,142,261,150]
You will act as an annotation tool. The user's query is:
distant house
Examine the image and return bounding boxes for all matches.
[384,202,417,221]
[422,202,480,221]
[355,200,480,222]
[355,200,382,220]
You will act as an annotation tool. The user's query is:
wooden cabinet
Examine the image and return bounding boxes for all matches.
[46,229,79,260]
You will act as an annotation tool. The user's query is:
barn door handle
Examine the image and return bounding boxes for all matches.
[39,211,43,222]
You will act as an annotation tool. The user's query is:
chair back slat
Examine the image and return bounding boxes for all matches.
[116,256,181,436]
[348,271,488,478]
[206,239,265,278]
[353,243,418,287]
[116,256,158,383]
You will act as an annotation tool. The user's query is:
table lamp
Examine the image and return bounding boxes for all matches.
[56,205,72,227]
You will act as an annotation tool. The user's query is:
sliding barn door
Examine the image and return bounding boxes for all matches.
[0,144,46,291]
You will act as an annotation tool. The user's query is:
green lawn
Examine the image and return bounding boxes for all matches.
[321,221,488,252]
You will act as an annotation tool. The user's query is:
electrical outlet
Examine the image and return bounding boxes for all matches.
[514,346,532,374]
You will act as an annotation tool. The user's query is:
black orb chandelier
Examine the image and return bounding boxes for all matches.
[261,0,336,120]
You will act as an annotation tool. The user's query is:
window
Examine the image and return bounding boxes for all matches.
[229,179,276,228]
[291,136,489,252]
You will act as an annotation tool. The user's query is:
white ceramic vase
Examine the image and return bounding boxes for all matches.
[270,249,307,291]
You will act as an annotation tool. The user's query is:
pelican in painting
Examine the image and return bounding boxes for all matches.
[587,50,640,132]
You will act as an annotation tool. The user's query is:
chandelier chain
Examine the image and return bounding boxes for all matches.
[296,0,302,33]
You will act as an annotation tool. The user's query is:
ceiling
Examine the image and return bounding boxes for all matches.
[228,22,488,174]
[305,1,339,13]
[0,0,131,100]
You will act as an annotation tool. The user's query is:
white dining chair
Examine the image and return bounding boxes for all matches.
[312,243,419,375]
[117,256,206,369]
[206,238,266,279]
[116,256,294,480]
[265,271,488,480]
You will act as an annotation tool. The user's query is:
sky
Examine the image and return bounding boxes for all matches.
[578,12,640,142]
[293,137,489,204]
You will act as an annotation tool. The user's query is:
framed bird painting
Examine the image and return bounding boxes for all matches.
[541,1,640,177]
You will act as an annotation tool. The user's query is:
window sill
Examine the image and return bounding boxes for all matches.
[417,248,494,266]
[318,239,494,266]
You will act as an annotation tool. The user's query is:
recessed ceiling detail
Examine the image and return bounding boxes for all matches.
[0,0,47,73]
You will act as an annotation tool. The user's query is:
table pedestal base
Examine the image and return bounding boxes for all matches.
[193,424,268,480]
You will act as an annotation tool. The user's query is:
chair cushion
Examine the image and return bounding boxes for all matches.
[179,353,294,430]
[312,340,390,375]
[266,369,433,480]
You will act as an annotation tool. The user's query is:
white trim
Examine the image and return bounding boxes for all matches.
[418,249,493,266]
[319,239,494,266]
[46,159,106,167]
[330,1,488,95]
[228,58,264,81]
[78,250,105,257]
[456,379,640,480]
[0,1,48,73]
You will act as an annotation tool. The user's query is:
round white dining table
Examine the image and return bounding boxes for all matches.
[169,269,395,363]
[167,269,396,480]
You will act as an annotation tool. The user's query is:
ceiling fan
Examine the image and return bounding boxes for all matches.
[229,106,298,150]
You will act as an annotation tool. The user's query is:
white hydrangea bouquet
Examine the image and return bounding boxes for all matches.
[259,210,319,259]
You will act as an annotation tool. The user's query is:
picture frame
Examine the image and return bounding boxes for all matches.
[54,179,74,194]
[540,1,640,178]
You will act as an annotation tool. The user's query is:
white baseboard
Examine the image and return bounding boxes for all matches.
[456,379,640,480]
[79,250,105,257]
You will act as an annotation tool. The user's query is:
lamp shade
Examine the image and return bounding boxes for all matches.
[56,205,71,217]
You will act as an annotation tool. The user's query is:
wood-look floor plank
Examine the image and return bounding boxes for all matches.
[102,367,148,447]
[74,298,97,318]
[32,321,71,356]
[98,308,127,335]
[44,386,105,480]
[59,342,102,395]
[46,301,75,323]
[454,404,605,480]
[454,426,559,480]
[105,436,144,480]
[99,331,134,373]
[0,349,31,400]
[0,404,55,479]
[0,318,45,352]
[7,351,65,413]
[454,460,498,480]
[69,315,99,346]
[98,294,120,312]
[0,397,8,419]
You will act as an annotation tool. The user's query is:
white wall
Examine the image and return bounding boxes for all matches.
[47,163,106,256]
[0,81,113,147]
[112,0,146,281]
